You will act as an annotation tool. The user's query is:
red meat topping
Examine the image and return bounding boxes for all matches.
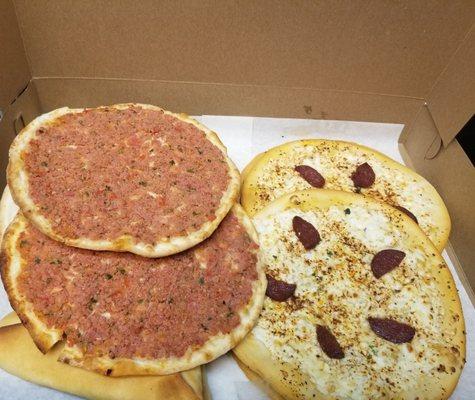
[17,212,258,359]
[24,106,231,243]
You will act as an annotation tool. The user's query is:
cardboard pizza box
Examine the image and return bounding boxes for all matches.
[0,1,473,300]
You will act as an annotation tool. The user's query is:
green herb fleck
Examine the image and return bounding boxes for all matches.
[167,297,174,304]
[186,168,195,173]
[41,161,48,167]
[197,148,203,155]
[327,250,333,257]
[344,208,351,215]
[34,257,41,264]
[105,185,112,192]
[198,277,205,285]
[104,273,113,280]
[200,323,208,331]
[368,344,378,356]
[46,277,52,284]
[19,240,28,248]
[137,299,144,304]
[169,160,175,166]
[119,268,126,275]
[207,159,212,163]
[192,211,199,216]
[50,258,62,265]
[226,310,234,318]
[138,181,147,186]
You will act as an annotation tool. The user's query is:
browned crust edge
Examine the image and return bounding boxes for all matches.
[0,321,202,400]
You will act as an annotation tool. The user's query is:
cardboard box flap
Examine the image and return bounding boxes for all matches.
[426,24,475,147]
[12,0,475,100]
[0,0,30,112]
[400,105,475,299]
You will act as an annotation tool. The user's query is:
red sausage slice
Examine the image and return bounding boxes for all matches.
[351,162,375,188]
[371,249,405,278]
[316,325,344,359]
[292,216,321,250]
[294,165,325,188]
[265,274,296,301]
[395,205,419,224]
[368,317,415,344]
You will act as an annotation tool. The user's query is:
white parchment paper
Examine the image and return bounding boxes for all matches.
[0,116,472,400]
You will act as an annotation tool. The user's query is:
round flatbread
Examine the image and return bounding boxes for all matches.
[241,139,450,251]
[233,189,465,400]
[8,103,240,257]
[1,205,266,376]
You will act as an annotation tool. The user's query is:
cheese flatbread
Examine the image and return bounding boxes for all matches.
[234,189,465,400]
[241,140,450,250]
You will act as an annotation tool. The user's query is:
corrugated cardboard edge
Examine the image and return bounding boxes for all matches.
[425,24,475,146]
[399,106,475,306]
[30,77,424,122]
[0,0,30,112]
[0,82,41,189]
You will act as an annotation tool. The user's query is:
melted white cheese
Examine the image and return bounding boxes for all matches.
[253,204,457,399]
[251,142,446,248]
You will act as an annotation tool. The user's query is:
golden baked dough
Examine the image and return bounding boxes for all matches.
[0,311,20,327]
[242,139,450,250]
[0,317,204,400]
[234,189,465,399]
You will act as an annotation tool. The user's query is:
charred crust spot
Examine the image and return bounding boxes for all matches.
[106,368,113,376]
